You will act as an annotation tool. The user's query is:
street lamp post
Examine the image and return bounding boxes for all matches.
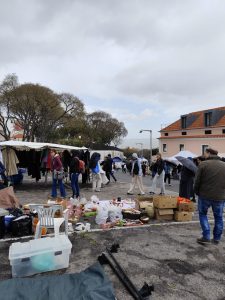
[136,143,143,157]
[139,129,152,163]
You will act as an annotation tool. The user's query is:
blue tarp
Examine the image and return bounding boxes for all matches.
[0,263,115,300]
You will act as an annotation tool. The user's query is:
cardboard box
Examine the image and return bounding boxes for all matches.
[174,211,193,222]
[178,202,195,212]
[137,196,153,210]
[153,196,177,209]
[155,208,174,221]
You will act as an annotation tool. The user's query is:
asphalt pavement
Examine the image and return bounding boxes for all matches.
[114,170,180,194]
[1,171,225,300]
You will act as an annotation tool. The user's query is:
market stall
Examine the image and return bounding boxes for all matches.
[0,141,88,183]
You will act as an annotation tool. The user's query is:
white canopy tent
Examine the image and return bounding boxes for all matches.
[0,141,88,184]
[0,141,87,151]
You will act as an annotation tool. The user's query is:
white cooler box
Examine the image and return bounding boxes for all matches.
[9,235,72,277]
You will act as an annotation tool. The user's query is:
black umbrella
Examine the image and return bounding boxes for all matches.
[175,156,198,174]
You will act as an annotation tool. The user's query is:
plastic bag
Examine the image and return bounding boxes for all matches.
[95,205,109,225]
[108,206,123,222]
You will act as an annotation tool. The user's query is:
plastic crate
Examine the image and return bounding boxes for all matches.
[9,235,72,277]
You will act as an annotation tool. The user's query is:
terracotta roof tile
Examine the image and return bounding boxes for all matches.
[159,134,225,139]
[161,106,225,132]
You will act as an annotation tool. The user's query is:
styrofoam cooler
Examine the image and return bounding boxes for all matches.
[9,235,72,277]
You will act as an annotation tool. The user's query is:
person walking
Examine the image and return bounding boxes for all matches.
[70,150,81,200]
[90,152,102,192]
[51,149,66,199]
[122,162,127,173]
[106,154,117,182]
[142,162,147,177]
[149,153,165,195]
[194,148,225,245]
[127,153,145,195]
[164,162,171,186]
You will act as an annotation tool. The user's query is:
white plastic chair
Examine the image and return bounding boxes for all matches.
[29,204,69,239]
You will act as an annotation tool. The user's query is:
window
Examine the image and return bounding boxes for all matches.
[182,131,187,135]
[181,116,187,129]
[164,133,168,136]
[223,129,225,134]
[205,112,212,127]
[163,144,167,152]
[180,144,184,151]
[205,130,212,134]
[202,145,208,155]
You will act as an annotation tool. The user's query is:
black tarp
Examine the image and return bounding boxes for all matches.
[0,263,115,300]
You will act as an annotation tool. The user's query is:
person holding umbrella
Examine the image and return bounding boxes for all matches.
[176,156,197,201]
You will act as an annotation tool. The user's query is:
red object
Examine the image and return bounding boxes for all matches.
[177,197,191,204]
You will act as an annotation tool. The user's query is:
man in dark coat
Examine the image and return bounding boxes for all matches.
[103,154,117,183]
[179,159,195,200]
[194,148,225,245]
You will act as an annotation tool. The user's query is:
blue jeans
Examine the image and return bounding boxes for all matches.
[71,173,80,198]
[198,197,225,241]
[51,177,66,198]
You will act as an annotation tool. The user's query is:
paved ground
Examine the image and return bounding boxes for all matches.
[1,171,225,299]
[14,171,179,205]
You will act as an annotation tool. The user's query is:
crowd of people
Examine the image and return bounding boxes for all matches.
[50,150,118,200]
[126,148,225,245]
[1,146,222,245]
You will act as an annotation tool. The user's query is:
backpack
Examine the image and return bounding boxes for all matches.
[133,161,139,175]
[79,160,85,173]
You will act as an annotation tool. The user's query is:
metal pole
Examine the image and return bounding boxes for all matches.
[150,130,152,163]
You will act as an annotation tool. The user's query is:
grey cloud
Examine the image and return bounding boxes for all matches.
[1,0,225,122]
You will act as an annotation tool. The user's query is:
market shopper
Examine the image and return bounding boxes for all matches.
[149,153,165,195]
[179,159,195,200]
[90,152,102,192]
[70,150,81,200]
[51,149,66,199]
[164,162,171,186]
[194,148,225,245]
[127,153,145,195]
[106,154,117,183]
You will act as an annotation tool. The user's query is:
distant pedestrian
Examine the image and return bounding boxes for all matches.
[149,153,165,195]
[164,162,171,186]
[70,150,81,200]
[142,162,147,177]
[122,162,127,173]
[127,153,145,195]
[106,154,117,183]
[194,148,225,245]
[90,152,102,192]
[51,149,66,199]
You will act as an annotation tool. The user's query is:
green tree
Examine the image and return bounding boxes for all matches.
[0,76,86,142]
[0,74,19,140]
[86,111,128,146]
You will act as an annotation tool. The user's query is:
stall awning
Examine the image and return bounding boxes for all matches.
[0,141,88,151]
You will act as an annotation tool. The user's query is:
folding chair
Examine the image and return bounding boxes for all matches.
[29,204,69,239]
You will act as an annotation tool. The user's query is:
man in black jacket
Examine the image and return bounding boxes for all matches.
[103,154,117,183]
[194,148,225,245]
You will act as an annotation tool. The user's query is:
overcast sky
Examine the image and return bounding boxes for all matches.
[1,0,225,148]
